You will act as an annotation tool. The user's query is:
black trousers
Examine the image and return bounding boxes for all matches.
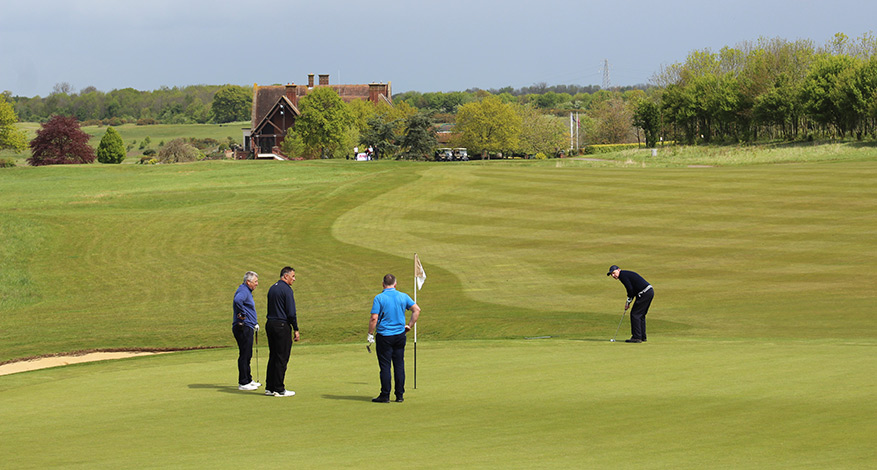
[232,324,254,385]
[630,288,654,340]
[265,320,292,393]
[376,333,407,398]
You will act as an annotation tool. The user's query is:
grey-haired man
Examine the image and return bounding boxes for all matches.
[233,271,261,390]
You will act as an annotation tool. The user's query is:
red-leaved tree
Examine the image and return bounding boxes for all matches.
[28,115,96,166]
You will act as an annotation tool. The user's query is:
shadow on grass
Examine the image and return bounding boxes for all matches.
[188,383,245,394]
[321,394,374,402]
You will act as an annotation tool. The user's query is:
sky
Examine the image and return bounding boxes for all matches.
[2,0,876,98]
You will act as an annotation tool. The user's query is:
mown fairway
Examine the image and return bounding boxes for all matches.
[1,156,875,468]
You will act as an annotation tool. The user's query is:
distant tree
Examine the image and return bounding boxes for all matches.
[800,54,859,136]
[347,98,377,135]
[52,82,74,95]
[186,97,210,124]
[211,85,251,123]
[400,112,437,158]
[632,98,662,147]
[279,129,307,158]
[455,95,521,156]
[157,138,202,163]
[361,115,398,159]
[28,115,95,166]
[588,97,635,144]
[296,87,352,158]
[0,95,28,152]
[96,126,126,164]
[516,105,567,156]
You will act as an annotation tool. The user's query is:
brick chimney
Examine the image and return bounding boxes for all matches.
[319,74,329,86]
[285,83,298,106]
[308,73,314,88]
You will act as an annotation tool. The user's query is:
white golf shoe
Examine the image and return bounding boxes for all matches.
[238,382,259,391]
[274,390,296,397]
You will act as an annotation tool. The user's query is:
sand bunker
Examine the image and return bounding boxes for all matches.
[0,351,171,376]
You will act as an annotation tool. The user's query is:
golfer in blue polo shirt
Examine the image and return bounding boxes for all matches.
[367,273,421,403]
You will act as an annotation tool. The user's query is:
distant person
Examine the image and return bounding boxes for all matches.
[265,267,300,397]
[368,274,421,402]
[607,265,654,343]
[232,271,261,390]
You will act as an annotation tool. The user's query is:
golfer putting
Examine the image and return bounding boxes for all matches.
[367,273,421,403]
[607,265,654,343]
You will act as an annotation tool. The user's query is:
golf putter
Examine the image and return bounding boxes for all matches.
[610,309,626,342]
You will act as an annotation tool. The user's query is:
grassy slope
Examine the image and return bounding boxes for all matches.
[2,157,876,361]
[1,152,875,468]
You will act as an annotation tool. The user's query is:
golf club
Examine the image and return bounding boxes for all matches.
[254,328,259,382]
[610,308,626,342]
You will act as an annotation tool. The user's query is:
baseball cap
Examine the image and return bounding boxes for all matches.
[606,265,620,276]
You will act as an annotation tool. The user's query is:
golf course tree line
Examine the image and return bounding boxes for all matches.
[7,84,252,125]
[394,33,877,148]
[6,32,877,162]
[279,89,562,160]
[651,33,877,144]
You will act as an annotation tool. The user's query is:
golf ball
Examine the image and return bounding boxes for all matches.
[610,339,615,342]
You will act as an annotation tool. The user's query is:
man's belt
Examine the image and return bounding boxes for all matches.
[637,285,653,297]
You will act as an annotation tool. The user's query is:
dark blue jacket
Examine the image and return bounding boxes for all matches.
[266,280,298,331]
[618,270,650,299]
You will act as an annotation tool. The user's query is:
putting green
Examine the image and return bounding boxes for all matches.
[1,339,873,469]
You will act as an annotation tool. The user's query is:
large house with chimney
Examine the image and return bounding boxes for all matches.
[243,73,392,157]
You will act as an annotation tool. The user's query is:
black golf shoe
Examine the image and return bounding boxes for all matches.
[372,396,390,403]
[625,338,643,343]
[395,396,404,403]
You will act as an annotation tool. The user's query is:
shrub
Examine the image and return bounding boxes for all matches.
[0,157,16,168]
[157,138,202,163]
[533,152,547,160]
[96,126,127,164]
[185,137,221,151]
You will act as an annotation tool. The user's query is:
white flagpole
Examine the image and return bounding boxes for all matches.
[413,254,418,389]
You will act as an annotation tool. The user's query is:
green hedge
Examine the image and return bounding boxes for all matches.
[582,143,641,155]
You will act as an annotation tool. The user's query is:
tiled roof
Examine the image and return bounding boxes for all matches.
[252,86,287,128]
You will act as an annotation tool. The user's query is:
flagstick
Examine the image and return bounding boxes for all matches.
[413,255,417,390]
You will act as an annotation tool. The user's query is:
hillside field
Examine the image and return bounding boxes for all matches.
[1,122,248,164]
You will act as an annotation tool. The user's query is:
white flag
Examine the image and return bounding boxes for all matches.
[414,253,426,290]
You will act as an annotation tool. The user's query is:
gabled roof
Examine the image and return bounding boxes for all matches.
[252,95,300,135]
[252,86,288,128]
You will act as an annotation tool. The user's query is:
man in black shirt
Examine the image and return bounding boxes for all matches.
[265,266,300,397]
[607,265,654,343]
